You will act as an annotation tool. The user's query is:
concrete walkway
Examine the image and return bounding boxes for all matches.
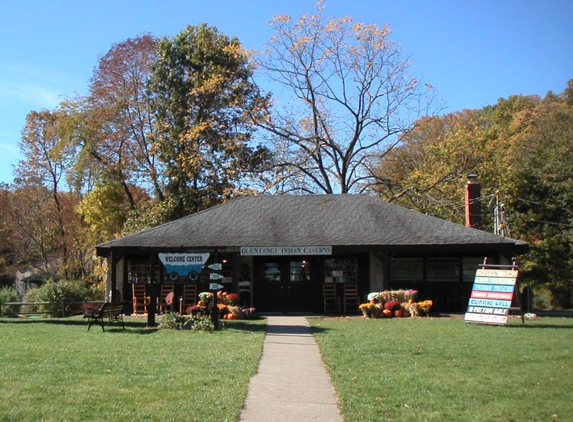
[239,316,343,422]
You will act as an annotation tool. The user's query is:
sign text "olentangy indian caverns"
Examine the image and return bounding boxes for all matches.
[240,246,332,256]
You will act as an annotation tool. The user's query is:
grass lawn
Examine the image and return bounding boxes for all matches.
[309,316,573,422]
[0,316,266,422]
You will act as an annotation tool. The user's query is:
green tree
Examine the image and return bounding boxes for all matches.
[254,2,439,194]
[503,91,573,297]
[151,24,270,220]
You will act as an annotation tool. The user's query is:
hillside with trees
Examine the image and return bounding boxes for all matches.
[375,81,573,305]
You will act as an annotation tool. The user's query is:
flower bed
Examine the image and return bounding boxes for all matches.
[359,289,432,318]
[187,291,257,320]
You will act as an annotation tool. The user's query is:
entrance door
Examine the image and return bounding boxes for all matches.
[254,259,315,313]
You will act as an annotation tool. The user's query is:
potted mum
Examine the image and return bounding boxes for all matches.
[404,289,418,304]
[383,300,400,317]
[359,302,379,318]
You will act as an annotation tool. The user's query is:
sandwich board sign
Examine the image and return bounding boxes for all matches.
[158,253,210,281]
[464,267,519,325]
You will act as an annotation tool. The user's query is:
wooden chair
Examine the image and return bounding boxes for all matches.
[158,285,175,314]
[323,284,340,314]
[179,284,198,315]
[132,284,150,315]
[343,284,359,314]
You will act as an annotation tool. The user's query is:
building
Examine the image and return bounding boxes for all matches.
[96,193,528,319]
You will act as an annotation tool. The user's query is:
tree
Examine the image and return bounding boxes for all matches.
[374,80,573,301]
[373,111,490,222]
[254,2,439,194]
[0,184,18,286]
[503,90,573,297]
[150,24,270,220]
[15,109,77,276]
[14,107,99,281]
[84,34,165,203]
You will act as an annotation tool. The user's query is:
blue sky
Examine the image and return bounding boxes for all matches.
[1,0,572,185]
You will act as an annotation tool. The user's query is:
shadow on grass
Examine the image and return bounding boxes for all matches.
[223,320,268,333]
[0,317,156,334]
[505,323,573,329]
[1,315,333,334]
[224,318,330,335]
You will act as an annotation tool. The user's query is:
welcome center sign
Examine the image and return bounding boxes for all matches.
[464,268,519,325]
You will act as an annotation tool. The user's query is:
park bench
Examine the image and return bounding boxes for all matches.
[84,302,125,332]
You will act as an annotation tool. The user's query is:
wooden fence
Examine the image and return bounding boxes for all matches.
[0,301,104,317]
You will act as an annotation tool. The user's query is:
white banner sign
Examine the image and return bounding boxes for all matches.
[240,246,332,256]
[158,253,210,281]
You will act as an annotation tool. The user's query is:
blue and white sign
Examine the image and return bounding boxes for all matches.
[158,253,210,281]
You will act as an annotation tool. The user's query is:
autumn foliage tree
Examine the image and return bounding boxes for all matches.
[502,88,573,301]
[374,110,501,224]
[376,81,573,302]
[83,34,164,204]
[14,109,94,280]
[65,34,162,242]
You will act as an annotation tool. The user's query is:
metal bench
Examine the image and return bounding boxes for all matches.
[84,302,125,332]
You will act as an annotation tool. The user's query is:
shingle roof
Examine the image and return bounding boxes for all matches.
[96,194,528,254]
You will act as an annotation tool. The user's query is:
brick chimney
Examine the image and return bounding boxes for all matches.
[465,174,482,229]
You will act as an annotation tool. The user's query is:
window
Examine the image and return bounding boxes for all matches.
[389,258,423,283]
[260,262,281,283]
[325,259,358,283]
[290,261,310,282]
[463,257,494,282]
[427,258,459,282]
[127,258,159,283]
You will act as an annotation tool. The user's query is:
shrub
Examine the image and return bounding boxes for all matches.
[28,279,101,317]
[532,287,552,310]
[0,286,19,317]
[22,287,40,314]
[159,312,185,330]
[190,314,224,331]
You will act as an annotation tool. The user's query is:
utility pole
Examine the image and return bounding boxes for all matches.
[491,191,510,237]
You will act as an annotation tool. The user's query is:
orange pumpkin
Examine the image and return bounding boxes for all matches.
[382,309,392,317]
[394,310,403,318]
[227,313,237,320]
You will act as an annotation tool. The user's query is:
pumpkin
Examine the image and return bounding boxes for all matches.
[382,309,392,317]
[394,310,403,318]
[227,313,237,320]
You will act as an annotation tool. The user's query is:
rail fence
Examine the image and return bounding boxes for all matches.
[0,301,105,318]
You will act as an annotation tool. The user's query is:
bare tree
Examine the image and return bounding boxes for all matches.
[255,2,440,194]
